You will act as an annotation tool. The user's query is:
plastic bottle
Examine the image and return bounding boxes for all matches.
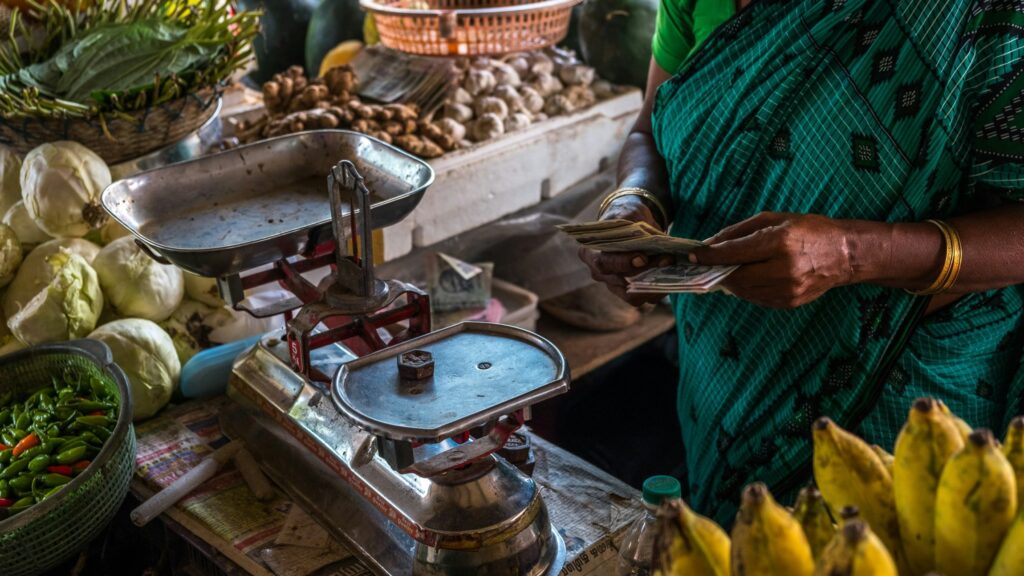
[616,475,682,576]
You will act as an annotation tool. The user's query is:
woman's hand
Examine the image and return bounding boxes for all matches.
[690,212,857,309]
[577,196,674,307]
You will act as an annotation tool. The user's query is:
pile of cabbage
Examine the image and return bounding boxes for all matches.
[0,141,268,421]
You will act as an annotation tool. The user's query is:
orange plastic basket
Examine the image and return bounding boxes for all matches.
[361,0,581,56]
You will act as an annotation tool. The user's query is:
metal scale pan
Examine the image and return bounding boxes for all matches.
[101,130,434,278]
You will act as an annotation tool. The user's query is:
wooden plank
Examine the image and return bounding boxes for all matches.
[537,306,675,379]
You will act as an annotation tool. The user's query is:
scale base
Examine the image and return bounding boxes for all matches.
[223,332,567,576]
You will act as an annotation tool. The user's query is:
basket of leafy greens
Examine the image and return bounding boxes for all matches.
[0,0,259,164]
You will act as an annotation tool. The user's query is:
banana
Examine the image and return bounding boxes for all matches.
[813,517,898,576]
[654,499,730,576]
[936,400,972,443]
[893,397,964,575]
[730,482,814,576]
[989,508,1024,576]
[872,444,895,477]
[812,417,902,567]
[1002,416,1024,508]
[792,486,835,560]
[935,429,1017,576]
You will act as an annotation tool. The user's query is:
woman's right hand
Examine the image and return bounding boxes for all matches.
[577,195,674,307]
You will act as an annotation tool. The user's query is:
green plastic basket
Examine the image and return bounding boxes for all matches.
[0,340,136,576]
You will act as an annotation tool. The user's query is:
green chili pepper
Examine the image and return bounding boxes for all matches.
[27,454,49,473]
[41,473,69,487]
[90,427,111,442]
[10,428,27,440]
[10,496,33,512]
[56,445,87,465]
[37,393,53,412]
[71,401,115,412]
[75,415,110,427]
[57,389,74,402]
[9,475,34,492]
[1,431,16,447]
[0,449,12,464]
[0,479,9,499]
[14,411,28,430]
[16,446,42,461]
[42,485,63,499]
[0,458,29,479]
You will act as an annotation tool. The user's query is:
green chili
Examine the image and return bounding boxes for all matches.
[56,445,87,465]
[41,473,70,487]
[27,454,49,473]
[0,458,29,479]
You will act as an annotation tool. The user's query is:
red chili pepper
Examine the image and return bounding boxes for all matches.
[0,444,8,452]
[0,498,12,508]
[12,433,38,458]
[88,410,104,416]
[72,460,90,472]
[47,465,73,476]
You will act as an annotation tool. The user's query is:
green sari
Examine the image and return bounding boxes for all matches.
[652,0,1024,526]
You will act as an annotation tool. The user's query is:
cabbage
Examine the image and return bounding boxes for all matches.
[7,249,103,345]
[3,238,101,318]
[88,318,179,421]
[0,303,23,356]
[3,201,51,248]
[92,236,184,321]
[20,141,111,238]
[183,272,225,307]
[0,223,21,288]
[99,219,131,245]
[0,146,22,217]
[159,298,233,364]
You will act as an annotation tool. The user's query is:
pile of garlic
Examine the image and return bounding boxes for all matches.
[438,48,626,145]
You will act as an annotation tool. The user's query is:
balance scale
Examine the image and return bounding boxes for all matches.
[103,131,572,575]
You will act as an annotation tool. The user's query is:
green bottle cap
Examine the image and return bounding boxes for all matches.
[641,475,681,505]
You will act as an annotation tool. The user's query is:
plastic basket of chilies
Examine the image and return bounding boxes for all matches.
[0,340,135,575]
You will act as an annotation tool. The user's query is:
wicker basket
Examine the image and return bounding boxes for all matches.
[0,88,221,165]
[0,340,136,576]
[362,0,580,56]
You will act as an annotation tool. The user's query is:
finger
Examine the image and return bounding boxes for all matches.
[690,230,781,266]
[593,252,654,275]
[706,212,789,244]
[591,272,628,289]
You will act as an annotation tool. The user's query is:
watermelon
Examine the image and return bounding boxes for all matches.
[305,0,367,76]
[237,0,321,84]
[578,0,657,89]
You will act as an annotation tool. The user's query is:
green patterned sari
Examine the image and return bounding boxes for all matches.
[651,0,1024,525]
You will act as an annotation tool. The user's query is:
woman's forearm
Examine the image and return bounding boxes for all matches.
[617,130,673,213]
[849,203,1024,293]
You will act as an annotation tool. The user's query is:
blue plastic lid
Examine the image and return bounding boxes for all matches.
[642,475,681,505]
[179,335,261,398]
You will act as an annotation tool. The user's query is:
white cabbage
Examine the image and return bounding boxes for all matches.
[3,238,101,318]
[0,146,22,217]
[99,219,132,245]
[0,223,21,288]
[183,273,225,307]
[3,201,50,247]
[20,141,111,238]
[7,250,103,345]
[88,318,179,421]
[92,236,184,321]
[0,303,23,356]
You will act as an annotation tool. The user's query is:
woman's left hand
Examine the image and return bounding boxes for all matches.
[689,212,857,309]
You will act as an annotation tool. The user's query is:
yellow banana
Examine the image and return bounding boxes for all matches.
[893,397,964,576]
[872,444,895,477]
[730,482,814,576]
[936,400,972,443]
[935,429,1017,576]
[1002,416,1024,507]
[813,517,898,576]
[812,417,902,566]
[989,508,1024,576]
[792,486,835,560]
[654,499,730,576]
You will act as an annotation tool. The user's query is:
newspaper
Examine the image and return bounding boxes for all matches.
[133,398,643,576]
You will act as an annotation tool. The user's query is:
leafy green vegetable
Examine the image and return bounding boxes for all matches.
[0,0,259,118]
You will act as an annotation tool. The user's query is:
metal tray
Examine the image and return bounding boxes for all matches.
[331,321,569,443]
[101,130,434,277]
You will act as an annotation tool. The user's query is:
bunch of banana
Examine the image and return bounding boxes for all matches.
[792,486,835,560]
[653,499,730,576]
[893,398,963,574]
[814,513,898,576]
[730,482,815,576]
[812,416,905,571]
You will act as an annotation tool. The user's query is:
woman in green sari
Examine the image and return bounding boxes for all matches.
[579,0,1024,526]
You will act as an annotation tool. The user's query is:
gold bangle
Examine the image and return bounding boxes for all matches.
[598,187,671,229]
[906,219,961,296]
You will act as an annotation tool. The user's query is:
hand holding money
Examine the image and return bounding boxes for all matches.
[563,220,736,295]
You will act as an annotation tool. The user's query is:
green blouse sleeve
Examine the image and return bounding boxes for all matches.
[652,0,735,75]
